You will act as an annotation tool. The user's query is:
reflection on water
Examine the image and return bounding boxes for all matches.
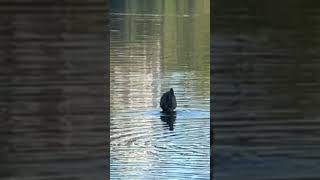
[160,113,176,131]
[213,1,320,179]
[110,0,210,179]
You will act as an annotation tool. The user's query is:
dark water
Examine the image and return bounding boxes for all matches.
[212,1,320,179]
[110,0,210,179]
[0,1,108,179]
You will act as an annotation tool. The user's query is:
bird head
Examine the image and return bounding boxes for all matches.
[170,88,174,94]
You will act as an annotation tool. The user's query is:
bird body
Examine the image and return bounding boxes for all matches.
[160,88,177,113]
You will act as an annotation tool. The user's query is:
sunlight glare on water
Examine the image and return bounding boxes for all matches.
[110,0,210,179]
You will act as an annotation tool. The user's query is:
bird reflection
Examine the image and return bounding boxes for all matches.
[160,111,176,131]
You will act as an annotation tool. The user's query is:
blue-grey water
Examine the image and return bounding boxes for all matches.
[110,0,210,179]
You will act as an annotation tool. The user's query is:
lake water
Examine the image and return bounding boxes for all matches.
[212,1,320,179]
[110,0,210,179]
[0,1,107,179]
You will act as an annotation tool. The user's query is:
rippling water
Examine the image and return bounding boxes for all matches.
[212,1,320,179]
[0,1,107,179]
[110,1,210,179]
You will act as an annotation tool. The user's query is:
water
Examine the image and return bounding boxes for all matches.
[110,1,210,179]
[0,1,107,179]
[212,1,320,179]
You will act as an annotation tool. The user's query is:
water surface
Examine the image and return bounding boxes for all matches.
[212,1,320,179]
[0,1,107,179]
[110,1,210,179]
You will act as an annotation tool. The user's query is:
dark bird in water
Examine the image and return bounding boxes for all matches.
[160,88,177,113]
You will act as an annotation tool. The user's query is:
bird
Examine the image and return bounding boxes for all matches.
[160,88,177,113]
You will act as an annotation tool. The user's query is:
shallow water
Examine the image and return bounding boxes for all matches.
[110,1,210,179]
